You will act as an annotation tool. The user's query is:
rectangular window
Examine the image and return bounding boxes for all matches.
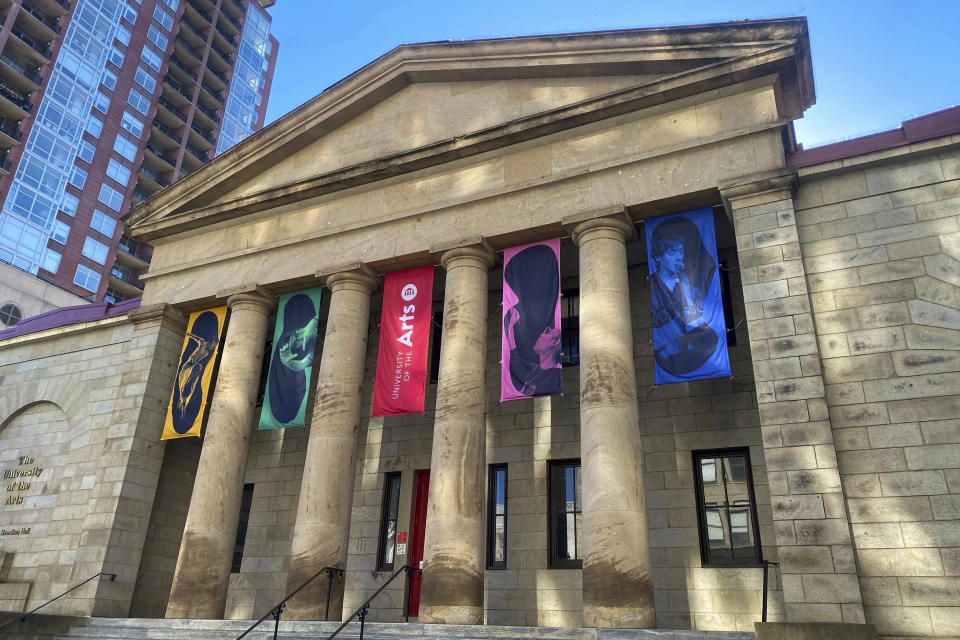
[128,88,151,115]
[560,289,579,366]
[487,464,507,569]
[90,210,117,238]
[51,220,70,244]
[106,159,132,186]
[231,483,254,573]
[108,45,124,69]
[549,460,582,569]
[141,47,162,72]
[153,5,174,30]
[102,68,117,90]
[113,134,138,161]
[429,311,442,383]
[147,25,168,51]
[121,111,144,138]
[116,25,131,46]
[98,184,124,211]
[693,449,762,567]
[161,0,178,10]
[123,3,138,24]
[77,140,95,163]
[86,115,103,138]
[60,192,79,216]
[73,264,101,292]
[82,236,110,264]
[719,261,737,347]
[41,248,61,273]
[69,166,87,189]
[94,90,111,114]
[376,472,402,571]
[134,67,157,93]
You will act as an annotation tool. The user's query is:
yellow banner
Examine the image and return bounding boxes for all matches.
[162,306,228,440]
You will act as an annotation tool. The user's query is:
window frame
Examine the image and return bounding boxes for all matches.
[73,264,101,292]
[692,448,764,568]
[375,471,402,572]
[560,288,579,366]
[486,463,508,569]
[231,483,255,573]
[548,459,582,570]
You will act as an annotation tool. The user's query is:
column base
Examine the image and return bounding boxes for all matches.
[419,605,483,625]
[755,622,878,640]
[583,605,656,629]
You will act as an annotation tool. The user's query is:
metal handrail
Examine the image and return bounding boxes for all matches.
[325,565,421,640]
[235,566,344,640]
[0,571,116,633]
[10,26,51,59]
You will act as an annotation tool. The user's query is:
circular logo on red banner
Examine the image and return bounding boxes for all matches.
[401,284,418,301]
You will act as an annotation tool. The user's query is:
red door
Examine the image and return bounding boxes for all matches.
[408,469,430,616]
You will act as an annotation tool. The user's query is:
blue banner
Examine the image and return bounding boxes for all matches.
[645,207,731,384]
[258,287,323,430]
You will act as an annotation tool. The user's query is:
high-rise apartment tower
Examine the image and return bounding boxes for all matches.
[0,0,277,312]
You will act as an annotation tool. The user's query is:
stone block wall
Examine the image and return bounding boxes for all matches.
[795,145,960,638]
[130,438,200,618]
[0,319,133,615]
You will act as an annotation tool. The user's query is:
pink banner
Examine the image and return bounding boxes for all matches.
[501,238,563,401]
[372,266,434,417]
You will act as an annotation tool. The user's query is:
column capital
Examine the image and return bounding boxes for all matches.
[127,303,187,333]
[564,207,635,247]
[432,238,497,272]
[323,263,379,294]
[218,285,275,313]
[719,167,798,209]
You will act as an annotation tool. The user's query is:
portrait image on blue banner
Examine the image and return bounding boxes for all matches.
[258,287,323,430]
[645,207,731,384]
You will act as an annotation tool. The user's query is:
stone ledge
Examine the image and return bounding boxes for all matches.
[755,622,878,640]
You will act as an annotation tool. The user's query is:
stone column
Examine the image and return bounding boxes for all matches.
[720,169,865,625]
[285,265,378,620]
[166,287,275,619]
[418,240,496,625]
[568,211,656,629]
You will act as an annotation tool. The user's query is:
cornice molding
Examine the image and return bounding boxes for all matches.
[127,21,812,241]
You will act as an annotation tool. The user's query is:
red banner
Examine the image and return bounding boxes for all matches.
[372,266,434,417]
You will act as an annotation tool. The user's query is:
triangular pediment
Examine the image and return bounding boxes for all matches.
[128,19,813,240]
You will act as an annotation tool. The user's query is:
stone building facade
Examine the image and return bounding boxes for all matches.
[0,19,958,639]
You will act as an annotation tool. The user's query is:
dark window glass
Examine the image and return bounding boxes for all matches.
[0,303,22,327]
[719,261,737,346]
[255,336,272,407]
[429,311,442,383]
[549,460,582,569]
[377,472,402,571]
[560,289,579,366]
[693,449,762,567]
[487,464,507,569]
[231,483,254,573]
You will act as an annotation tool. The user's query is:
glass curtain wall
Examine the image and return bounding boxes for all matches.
[0,0,126,274]
[215,2,270,155]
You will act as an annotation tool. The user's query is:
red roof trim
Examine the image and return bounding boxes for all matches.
[788,105,960,168]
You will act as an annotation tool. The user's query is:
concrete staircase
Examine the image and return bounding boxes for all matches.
[50,617,755,640]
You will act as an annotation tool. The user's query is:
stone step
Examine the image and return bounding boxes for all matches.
[56,617,754,640]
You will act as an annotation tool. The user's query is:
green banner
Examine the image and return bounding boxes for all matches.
[258,287,323,429]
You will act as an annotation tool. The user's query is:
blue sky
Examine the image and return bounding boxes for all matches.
[262,0,959,148]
